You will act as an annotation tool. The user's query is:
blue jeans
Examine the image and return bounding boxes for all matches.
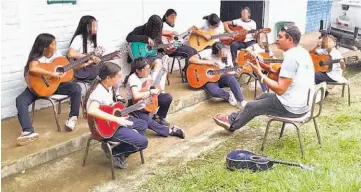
[16,82,82,132]
[203,74,244,102]
[109,117,148,156]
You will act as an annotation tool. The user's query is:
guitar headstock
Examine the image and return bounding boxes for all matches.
[346,56,359,64]
[94,46,105,56]
[299,164,314,171]
[172,41,183,48]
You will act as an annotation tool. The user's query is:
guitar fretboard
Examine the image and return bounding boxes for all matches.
[63,53,94,72]
[264,59,283,63]
[116,101,144,116]
[209,66,243,75]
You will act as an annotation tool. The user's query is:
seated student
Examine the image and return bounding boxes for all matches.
[223,7,257,64]
[68,15,121,98]
[85,62,148,169]
[189,42,248,108]
[126,15,173,92]
[312,35,346,97]
[162,9,198,77]
[190,13,228,49]
[213,24,315,132]
[124,58,185,139]
[245,32,276,92]
[16,33,86,145]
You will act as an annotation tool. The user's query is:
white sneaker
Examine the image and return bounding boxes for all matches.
[240,100,248,108]
[17,131,39,146]
[65,116,78,131]
[228,91,237,106]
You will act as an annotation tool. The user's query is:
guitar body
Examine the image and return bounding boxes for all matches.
[186,64,221,88]
[221,25,247,45]
[128,42,157,60]
[25,57,74,97]
[133,80,159,113]
[88,102,129,140]
[310,53,331,72]
[237,50,255,73]
[188,29,218,51]
[226,149,273,172]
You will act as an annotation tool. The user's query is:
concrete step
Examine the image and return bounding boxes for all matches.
[1,72,254,178]
[1,99,256,192]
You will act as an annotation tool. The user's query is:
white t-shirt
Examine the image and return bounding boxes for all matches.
[37,50,62,63]
[232,19,257,42]
[125,73,151,100]
[87,83,114,109]
[315,48,344,82]
[198,49,233,69]
[196,20,225,41]
[162,22,176,32]
[70,35,95,53]
[276,46,315,114]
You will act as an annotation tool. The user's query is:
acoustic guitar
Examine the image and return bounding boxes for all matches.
[88,99,149,140]
[132,68,167,113]
[186,64,243,88]
[226,149,314,172]
[310,53,358,72]
[25,47,104,97]
[242,50,281,81]
[74,45,129,80]
[128,41,182,60]
[221,25,271,45]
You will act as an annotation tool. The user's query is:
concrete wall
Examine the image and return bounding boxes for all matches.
[1,0,220,119]
[264,0,309,43]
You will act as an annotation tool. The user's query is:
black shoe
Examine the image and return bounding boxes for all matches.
[325,91,329,98]
[169,125,185,139]
[153,116,170,127]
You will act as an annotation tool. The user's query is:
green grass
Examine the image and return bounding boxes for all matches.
[140,72,361,192]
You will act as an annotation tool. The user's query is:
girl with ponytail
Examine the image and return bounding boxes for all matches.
[86,62,148,169]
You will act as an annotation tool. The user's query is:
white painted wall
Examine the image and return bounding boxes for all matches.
[1,0,220,119]
[264,0,308,43]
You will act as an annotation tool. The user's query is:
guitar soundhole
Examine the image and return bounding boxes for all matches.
[114,110,122,117]
[146,45,152,51]
[207,70,214,76]
[250,156,262,161]
[56,67,65,73]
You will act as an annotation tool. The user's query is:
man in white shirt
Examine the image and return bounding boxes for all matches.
[224,7,257,64]
[214,24,315,132]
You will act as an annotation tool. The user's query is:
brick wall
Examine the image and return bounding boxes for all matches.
[1,0,220,119]
[305,0,333,33]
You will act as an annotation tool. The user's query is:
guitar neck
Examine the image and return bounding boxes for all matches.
[264,59,283,63]
[152,70,165,87]
[271,159,302,168]
[117,102,144,116]
[211,32,237,39]
[154,43,173,50]
[211,66,242,75]
[63,53,94,71]
[100,51,118,62]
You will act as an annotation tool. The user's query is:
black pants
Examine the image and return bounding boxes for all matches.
[315,72,336,84]
[228,93,306,131]
[16,82,82,132]
[168,45,198,71]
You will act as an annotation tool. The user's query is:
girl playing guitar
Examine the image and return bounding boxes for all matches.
[85,62,148,169]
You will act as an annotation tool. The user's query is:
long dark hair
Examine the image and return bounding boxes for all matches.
[203,13,220,26]
[162,9,177,27]
[83,62,122,112]
[123,58,149,86]
[24,33,55,75]
[145,15,163,45]
[70,15,97,53]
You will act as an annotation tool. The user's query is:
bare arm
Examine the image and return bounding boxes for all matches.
[189,54,215,65]
[223,21,233,33]
[131,87,157,101]
[29,60,56,76]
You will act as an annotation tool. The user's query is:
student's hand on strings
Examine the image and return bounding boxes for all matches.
[91,56,101,64]
[116,117,133,127]
[148,38,155,46]
[51,71,65,79]
[150,88,160,95]
[203,34,211,41]
[248,59,262,75]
